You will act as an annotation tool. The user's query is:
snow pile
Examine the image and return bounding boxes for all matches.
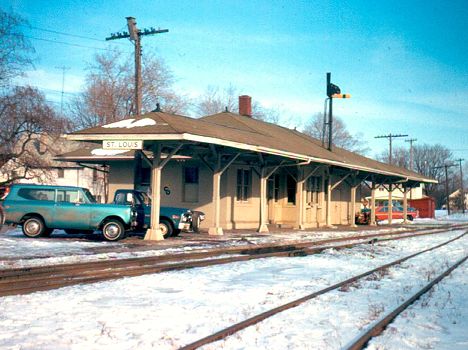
[91,149,128,156]
[102,118,158,129]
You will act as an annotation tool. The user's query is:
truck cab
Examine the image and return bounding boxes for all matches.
[113,189,204,238]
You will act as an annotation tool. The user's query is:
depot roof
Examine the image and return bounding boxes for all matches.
[64,111,436,184]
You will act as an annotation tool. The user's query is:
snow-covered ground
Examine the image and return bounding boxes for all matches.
[0,213,467,350]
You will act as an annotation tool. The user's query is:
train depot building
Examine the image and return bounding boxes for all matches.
[60,96,436,240]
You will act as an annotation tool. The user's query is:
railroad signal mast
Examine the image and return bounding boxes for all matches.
[324,72,351,151]
[374,133,408,165]
[106,17,168,116]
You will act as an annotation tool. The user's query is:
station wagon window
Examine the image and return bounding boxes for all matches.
[237,169,251,202]
[82,188,97,203]
[286,174,296,205]
[183,166,199,202]
[17,188,55,201]
[56,190,82,203]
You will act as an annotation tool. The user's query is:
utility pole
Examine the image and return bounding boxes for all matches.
[55,66,70,115]
[405,138,417,171]
[433,163,457,215]
[374,133,408,165]
[455,158,465,213]
[106,17,168,116]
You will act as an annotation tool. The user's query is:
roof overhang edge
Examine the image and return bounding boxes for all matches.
[64,132,436,184]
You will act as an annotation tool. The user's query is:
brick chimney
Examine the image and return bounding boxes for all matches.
[238,95,252,117]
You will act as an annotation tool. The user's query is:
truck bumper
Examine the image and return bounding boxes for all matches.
[178,222,191,230]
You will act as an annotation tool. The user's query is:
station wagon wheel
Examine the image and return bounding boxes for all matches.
[22,217,47,238]
[102,220,126,241]
[159,219,173,238]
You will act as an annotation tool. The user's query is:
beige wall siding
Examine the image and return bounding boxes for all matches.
[108,162,134,202]
[105,159,361,231]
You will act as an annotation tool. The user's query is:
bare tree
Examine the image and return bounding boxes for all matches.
[377,146,410,168]
[69,50,189,129]
[377,143,454,206]
[0,86,67,185]
[195,84,281,124]
[195,85,238,116]
[302,113,369,154]
[0,8,34,87]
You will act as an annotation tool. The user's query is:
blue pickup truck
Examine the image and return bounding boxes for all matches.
[0,184,204,241]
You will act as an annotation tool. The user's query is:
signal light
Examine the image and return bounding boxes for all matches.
[331,93,351,99]
[327,83,341,97]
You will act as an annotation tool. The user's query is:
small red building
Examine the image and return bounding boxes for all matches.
[409,197,436,219]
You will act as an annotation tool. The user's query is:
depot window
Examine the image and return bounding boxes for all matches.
[268,174,280,202]
[306,176,321,204]
[286,174,296,205]
[183,166,199,202]
[237,169,251,202]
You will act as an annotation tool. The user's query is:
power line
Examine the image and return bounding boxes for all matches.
[15,84,78,96]
[22,24,116,43]
[374,133,408,165]
[8,33,130,53]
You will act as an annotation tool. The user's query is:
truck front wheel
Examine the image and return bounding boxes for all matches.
[160,219,173,238]
[102,219,126,241]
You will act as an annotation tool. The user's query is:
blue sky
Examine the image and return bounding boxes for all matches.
[5,0,468,160]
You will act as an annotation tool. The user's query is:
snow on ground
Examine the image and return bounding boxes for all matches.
[0,228,466,349]
[366,262,468,350]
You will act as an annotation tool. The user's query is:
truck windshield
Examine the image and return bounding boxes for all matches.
[140,192,151,206]
[83,189,97,203]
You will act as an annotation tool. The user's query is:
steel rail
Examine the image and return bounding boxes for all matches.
[0,225,466,297]
[178,231,467,350]
[344,254,468,350]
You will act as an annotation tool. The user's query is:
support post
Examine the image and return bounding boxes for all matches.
[403,185,409,224]
[296,177,305,230]
[145,144,163,240]
[257,167,269,233]
[349,182,358,228]
[388,183,393,225]
[370,182,377,226]
[208,170,223,235]
[326,173,333,227]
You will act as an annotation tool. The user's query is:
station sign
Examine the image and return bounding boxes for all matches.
[103,140,143,150]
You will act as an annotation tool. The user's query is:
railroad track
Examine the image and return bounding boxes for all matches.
[344,254,467,350]
[0,224,467,297]
[178,230,468,350]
